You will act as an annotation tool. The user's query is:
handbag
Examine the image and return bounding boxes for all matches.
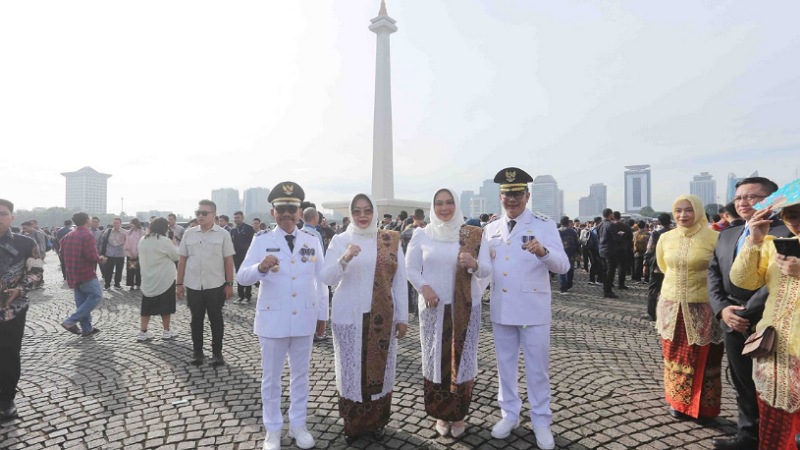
[742,326,776,358]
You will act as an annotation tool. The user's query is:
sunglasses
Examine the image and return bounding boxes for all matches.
[351,208,374,217]
[275,205,298,214]
[195,210,212,217]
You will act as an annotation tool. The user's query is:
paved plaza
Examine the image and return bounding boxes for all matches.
[1,259,741,450]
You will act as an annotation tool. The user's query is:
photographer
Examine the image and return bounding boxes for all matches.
[0,198,42,421]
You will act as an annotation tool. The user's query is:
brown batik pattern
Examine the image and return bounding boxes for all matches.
[362,229,399,398]
[423,225,482,422]
[339,392,393,437]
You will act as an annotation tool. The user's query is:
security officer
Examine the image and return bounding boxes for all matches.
[476,168,570,450]
[236,181,327,450]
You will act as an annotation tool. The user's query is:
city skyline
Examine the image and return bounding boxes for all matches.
[690,172,717,207]
[3,2,799,217]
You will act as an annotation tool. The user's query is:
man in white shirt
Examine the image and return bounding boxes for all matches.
[176,200,235,367]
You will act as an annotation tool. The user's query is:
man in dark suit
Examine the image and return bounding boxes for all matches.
[708,176,780,450]
[597,208,620,299]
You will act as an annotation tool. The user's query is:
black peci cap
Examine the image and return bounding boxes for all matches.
[493,167,533,192]
[267,181,305,206]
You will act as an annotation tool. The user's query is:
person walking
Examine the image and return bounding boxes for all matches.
[59,212,107,337]
[137,217,180,341]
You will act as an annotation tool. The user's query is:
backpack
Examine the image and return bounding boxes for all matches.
[45,236,52,252]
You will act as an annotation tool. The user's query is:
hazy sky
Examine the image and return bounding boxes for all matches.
[2,1,799,217]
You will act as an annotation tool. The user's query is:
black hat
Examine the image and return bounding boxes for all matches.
[493,167,533,193]
[267,181,305,206]
[383,213,393,219]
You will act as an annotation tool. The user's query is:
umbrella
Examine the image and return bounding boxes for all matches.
[754,178,800,211]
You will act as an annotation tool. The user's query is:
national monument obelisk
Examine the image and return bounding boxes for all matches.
[323,1,428,218]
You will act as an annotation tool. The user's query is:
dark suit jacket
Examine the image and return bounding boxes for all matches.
[708,222,790,333]
[597,219,619,258]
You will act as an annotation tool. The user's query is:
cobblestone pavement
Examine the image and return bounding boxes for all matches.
[1,260,740,449]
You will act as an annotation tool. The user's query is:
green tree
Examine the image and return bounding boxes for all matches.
[639,206,657,218]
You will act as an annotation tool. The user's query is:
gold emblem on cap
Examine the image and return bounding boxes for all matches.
[282,184,294,195]
[505,170,516,182]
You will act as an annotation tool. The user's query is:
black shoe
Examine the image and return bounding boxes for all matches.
[81,327,101,337]
[618,285,629,290]
[603,292,619,299]
[712,434,758,450]
[668,407,690,421]
[344,434,357,445]
[190,353,205,366]
[0,402,17,421]
[61,322,81,335]
[114,284,122,289]
[372,427,385,442]
[209,353,226,367]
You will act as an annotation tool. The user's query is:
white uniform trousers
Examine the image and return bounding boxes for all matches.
[492,322,552,428]
[259,335,314,432]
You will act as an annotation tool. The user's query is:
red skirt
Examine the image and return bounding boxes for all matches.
[661,307,723,419]
[757,395,800,450]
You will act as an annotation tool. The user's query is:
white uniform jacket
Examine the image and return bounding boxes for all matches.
[237,227,328,338]
[477,209,570,326]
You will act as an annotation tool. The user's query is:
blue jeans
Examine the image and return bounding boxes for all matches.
[559,264,575,292]
[65,278,103,332]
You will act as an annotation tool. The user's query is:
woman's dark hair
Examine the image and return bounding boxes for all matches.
[146,217,168,239]
[130,218,142,230]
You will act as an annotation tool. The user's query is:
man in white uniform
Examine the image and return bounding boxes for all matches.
[236,181,327,450]
[477,167,570,450]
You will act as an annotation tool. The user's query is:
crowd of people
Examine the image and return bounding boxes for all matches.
[0,170,798,450]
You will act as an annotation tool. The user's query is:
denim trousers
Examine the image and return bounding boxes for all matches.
[65,278,103,332]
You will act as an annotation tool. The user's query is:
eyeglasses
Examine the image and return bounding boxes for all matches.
[351,208,373,217]
[275,205,298,214]
[733,194,766,203]
[195,210,212,217]
[501,191,526,199]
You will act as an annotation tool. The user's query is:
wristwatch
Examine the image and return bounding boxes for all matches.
[224,281,233,287]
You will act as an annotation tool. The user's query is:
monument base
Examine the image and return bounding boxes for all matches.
[322,198,429,222]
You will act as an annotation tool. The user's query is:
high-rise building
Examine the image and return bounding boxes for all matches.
[624,165,652,213]
[726,171,758,203]
[460,190,474,218]
[243,187,270,216]
[61,166,112,214]
[211,188,241,218]
[531,175,562,220]
[469,196,487,219]
[690,172,717,207]
[578,183,607,217]
[478,179,500,216]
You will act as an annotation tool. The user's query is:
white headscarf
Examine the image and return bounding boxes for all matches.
[348,193,379,237]
[424,188,465,243]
